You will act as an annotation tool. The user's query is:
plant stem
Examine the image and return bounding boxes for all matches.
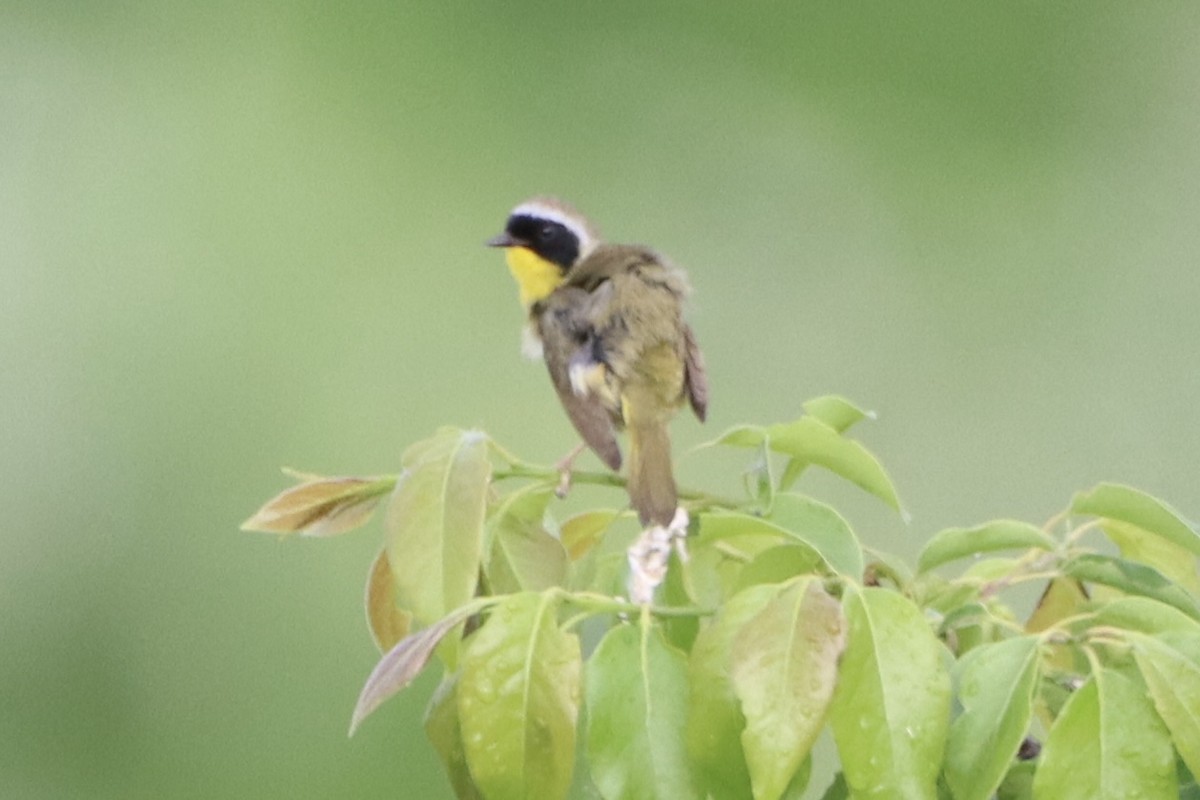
[556,589,715,619]
[495,463,625,489]
[493,461,741,509]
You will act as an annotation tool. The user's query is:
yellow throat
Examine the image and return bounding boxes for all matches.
[505,247,565,308]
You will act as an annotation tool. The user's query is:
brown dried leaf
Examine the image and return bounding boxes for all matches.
[241,474,393,536]
[365,549,412,652]
[349,598,491,735]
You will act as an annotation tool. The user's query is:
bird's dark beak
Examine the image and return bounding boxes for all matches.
[486,232,528,248]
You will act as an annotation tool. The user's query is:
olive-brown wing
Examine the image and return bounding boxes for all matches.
[536,289,623,471]
[682,323,708,422]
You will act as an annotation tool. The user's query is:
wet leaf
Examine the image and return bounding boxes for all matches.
[943,636,1040,800]
[458,592,581,800]
[687,584,777,800]
[731,578,846,800]
[829,587,950,799]
[1032,669,1177,799]
[1130,632,1200,780]
[586,619,699,800]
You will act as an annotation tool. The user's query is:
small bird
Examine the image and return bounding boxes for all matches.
[486,197,707,529]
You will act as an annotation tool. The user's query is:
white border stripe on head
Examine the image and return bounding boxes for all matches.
[511,201,597,257]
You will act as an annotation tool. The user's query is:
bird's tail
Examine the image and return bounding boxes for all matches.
[626,417,677,527]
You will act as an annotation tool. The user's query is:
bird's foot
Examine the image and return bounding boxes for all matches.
[627,507,689,605]
[553,442,587,499]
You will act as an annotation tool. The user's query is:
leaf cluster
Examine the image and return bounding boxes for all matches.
[243,396,1200,799]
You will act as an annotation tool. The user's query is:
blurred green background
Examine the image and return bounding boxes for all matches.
[3,2,1198,797]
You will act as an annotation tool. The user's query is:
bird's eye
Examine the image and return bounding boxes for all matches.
[540,224,557,240]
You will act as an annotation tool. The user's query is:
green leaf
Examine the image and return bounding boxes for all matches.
[458,592,581,800]
[995,761,1035,800]
[1062,553,1199,618]
[731,578,846,800]
[485,485,568,594]
[802,395,873,433]
[350,598,492,734]
[1162,631,1200,664]
[1102,519,1200,597]
[424,676,483,800]
[936,601,989,636]
[1183,760,1200,799]
[400,426,469,467]
[1072,482,1200,557]
[735,545,825,590]
[1086,596,1200,636]
[917,520,1055,574]
[698,511,829,574]
[828,587,950,800]
[743,443,776,509]
[777,458,806,494]
[687,584,778,800]
[768,493,864,579]
[560,509,622,561]
[662,548,701,652]
[910,573,973,615]
[781,397,874,489]
[585,619,699,800]
[1032,669,1177,799]
[961,556,1021,582]
[781,758,813,800]
[818,773,849,800]
[1130,633,1200,780]
[385,429,491,627]
[698,424,767,449]
[765,417,901,512]
[863,549,914,591]
[943,636,1040,800]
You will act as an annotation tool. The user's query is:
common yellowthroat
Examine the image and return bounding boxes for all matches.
[486,198,707,527]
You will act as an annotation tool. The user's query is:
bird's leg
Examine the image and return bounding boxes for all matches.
[553,441,588,498]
